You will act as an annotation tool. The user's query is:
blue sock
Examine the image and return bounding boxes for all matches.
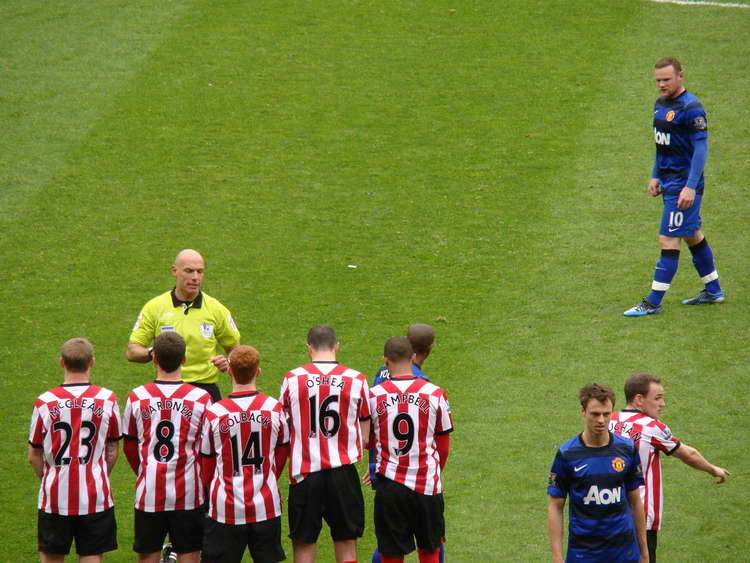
[646,249,680,306]
[689,238,722,294]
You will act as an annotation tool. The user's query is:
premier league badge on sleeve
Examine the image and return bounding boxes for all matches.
[199,323,215,338]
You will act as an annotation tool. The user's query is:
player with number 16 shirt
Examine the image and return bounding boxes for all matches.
[280,325,371,563]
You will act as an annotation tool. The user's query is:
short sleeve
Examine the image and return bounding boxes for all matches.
[129,305,155,347]
[123,395,137,438]
[435,389,453,435]
[279,376,290,409]
[625,444,645,491]
[214,303,241,350]
[28,400,46,447]
[200,416,215,456]
[277,408,290,446]
[358,377,371,419]
[547,450,568,497]
[648,421,680,455]
[107,398,122,441]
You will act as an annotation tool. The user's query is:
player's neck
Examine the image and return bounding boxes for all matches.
[668,87,686,100]
[232,382,257,393]
[581,429,609,448]
[156,369,182,382]
[63,371,90,385]
[310,352,337,362]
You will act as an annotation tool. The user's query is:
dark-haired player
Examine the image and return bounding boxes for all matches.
[28,338,122,562]
[625,56,724,316]
[365,324,445,563]
[369,337,453,563]
[123,331,212,563]
[200,345,289,563]
[547,383,647,563]
[280,325,370,563]
[610,373,730,561]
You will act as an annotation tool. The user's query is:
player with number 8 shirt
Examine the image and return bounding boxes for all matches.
[123,332,212,562]
[368,337,453,563]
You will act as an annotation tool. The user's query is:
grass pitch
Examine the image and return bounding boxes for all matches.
[2,1,748,561]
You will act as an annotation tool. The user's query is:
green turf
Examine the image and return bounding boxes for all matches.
[2,0,748,561]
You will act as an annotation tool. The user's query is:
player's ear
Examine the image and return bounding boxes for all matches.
[256,367,262,379]
[89,357,95,369]
[334,341,340,353]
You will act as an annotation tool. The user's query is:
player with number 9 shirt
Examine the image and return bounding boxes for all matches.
[368,337,453,563]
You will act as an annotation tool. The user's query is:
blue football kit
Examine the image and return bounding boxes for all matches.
[652,89,708,195]
[548,432,644,563]
[652,89,708,237]
[624,86,723,315]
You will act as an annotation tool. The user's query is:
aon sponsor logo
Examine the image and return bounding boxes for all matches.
[583,485,622,505]
[654,128,671,145]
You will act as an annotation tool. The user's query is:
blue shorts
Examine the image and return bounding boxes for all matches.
[660,193,702,237]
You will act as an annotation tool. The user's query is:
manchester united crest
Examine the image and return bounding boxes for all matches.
[611,457,626,472]
[665,110,676,122]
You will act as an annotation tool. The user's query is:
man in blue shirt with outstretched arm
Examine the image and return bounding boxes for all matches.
[624,57,725,317]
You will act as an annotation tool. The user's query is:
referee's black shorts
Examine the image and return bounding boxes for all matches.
[374,476,445,557]
[288,464,364,543]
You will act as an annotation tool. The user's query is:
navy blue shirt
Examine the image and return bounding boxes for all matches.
[652,89,708,194]
[548,432,644,563]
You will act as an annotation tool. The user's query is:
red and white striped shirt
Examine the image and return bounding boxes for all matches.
[123,381,212,512]
[610,410,681,530]
[201,392,289,524]
[280,362,370,484]
[28,384,121,515]
[369,376,453,495]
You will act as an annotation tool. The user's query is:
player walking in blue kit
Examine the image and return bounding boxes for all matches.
[364,324,445,563]
[624,57,725,317]
[547,383,647,563]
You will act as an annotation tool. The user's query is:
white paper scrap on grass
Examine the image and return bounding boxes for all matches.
[648,0,750,7]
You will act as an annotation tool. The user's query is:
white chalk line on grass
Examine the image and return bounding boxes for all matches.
[648,0,750,7]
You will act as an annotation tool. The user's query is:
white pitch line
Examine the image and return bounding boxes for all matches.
[648,0,750,7]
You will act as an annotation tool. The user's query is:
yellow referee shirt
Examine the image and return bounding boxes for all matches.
[129,289,240,384]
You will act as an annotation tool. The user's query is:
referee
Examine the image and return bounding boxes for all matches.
[127,249,240,401]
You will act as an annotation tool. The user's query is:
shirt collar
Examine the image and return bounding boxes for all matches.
[229,391,259,398]
[170,288,203,310]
